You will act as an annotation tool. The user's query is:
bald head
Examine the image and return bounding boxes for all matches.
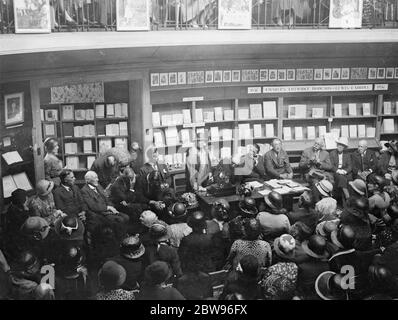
[358,139,368,154]
[85,171,99,186]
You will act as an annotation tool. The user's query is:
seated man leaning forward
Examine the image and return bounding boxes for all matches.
[264,138,293,180]
[80,170,129,234]
[299,138,333,184]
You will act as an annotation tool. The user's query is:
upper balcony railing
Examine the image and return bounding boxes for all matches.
[1,0,397,34]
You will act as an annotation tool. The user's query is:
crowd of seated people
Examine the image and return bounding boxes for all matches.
[1,136,398,300]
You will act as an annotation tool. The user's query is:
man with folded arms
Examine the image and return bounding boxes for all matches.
[264,138,293,180]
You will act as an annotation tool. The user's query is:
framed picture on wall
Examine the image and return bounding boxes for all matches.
[205,71,214,83]
[332,68,341,80]
[260,69,268,81]
[178,72,186,84]
[287,69,296,81]
[377,68,386,79]
[232,70,241,82]
[368,68,377,79]
[151,73,160,87]
[314,69,323,80]
[223,70,232,82]
[323,69,332,80]
[395,68,398,79]
[43,123,56,137]
[116,0,150,31]
[386,68,394,79]
[269,70,277,81]
[329,0,363,28]
[277,69,286,81]
[214,70,223,83]
[218,0,252,29]
[159,73,169,86]
[341,68,350,80]
[169,73,177,85]
[13,0,51,33]
[4,93,24,126]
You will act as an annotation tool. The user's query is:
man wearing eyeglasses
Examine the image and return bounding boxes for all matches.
[53,169,87,222]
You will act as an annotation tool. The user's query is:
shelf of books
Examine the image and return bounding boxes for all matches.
[282,96,330,145]
[40,102,130,174]
[380,95,398,144]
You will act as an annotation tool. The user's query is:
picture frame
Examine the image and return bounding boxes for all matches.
[368,68,377,79]
[395,68,398,79]
[386,68,394,79]
[341,68,350,80]
[205,71,214,83]
[4,93,24,126]
[329,0,363,28]
[116,0,150,31]
[314,69,323,80]
[187,71,205,84]
[178,72,186,85]
[218,0,252,30]
[214,70,223,83]
[323,68,332,80]
[159,73,169,86]
[242,69,259,82]
[351,67,368,80]
[287,69,296,81]
[260,69,269,81]
[169,72,177,85]
[269,70,277,81]
[332,68,341,80]
[13,0,51,34]
[377,68,386,79]
[232,70,241,82]
[223,70,232,82]
[277,69,286,81]
[151,73,160,87]
[43,123,56,137]
[296,69,314,81]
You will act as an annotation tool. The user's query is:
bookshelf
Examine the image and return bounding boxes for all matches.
[40,102,130,181]
[379,95,398,142]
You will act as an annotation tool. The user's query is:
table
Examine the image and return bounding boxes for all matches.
[196,180,308,212]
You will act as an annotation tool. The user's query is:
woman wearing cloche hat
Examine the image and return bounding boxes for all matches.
[329,136,353,204]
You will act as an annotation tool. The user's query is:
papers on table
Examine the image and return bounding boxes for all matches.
[245,181,264,189]
[2,151,23,165]
[273,186,292,195]
[257,189,272,196]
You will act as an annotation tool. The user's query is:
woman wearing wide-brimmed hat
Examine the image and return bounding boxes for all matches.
[329,137,352,203]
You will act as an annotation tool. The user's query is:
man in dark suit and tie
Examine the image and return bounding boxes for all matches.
[80,171,129,236]
[350,139,377,180]
[264,138,293,180]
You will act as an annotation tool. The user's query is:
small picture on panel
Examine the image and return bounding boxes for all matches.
[314,69,323,80]
[159,73,168,86]
[377,68,386,79]
[287,69,295,80]
[323,68,332,80]
[214,70,223,83]
[395,67,398,79]
[169,72,177,85]
[351,67,368,80]
[277,69,286,81]
[368,68,377,79]
[260,69,268,81]
[232,70,241,82]
[223,70,232,82]
[178,72,186,84]
[332,68,341,80]
[386,68,394,79]
[205,71,214,83]
[151,73,160,87]
[341,68,350,80]
[269,69,277,81]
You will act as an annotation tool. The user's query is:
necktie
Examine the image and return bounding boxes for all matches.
[361,154,364,171]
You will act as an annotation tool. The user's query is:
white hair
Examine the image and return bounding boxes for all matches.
[84,170,98,182]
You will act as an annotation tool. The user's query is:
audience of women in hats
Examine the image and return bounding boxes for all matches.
[2,137,398,300]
